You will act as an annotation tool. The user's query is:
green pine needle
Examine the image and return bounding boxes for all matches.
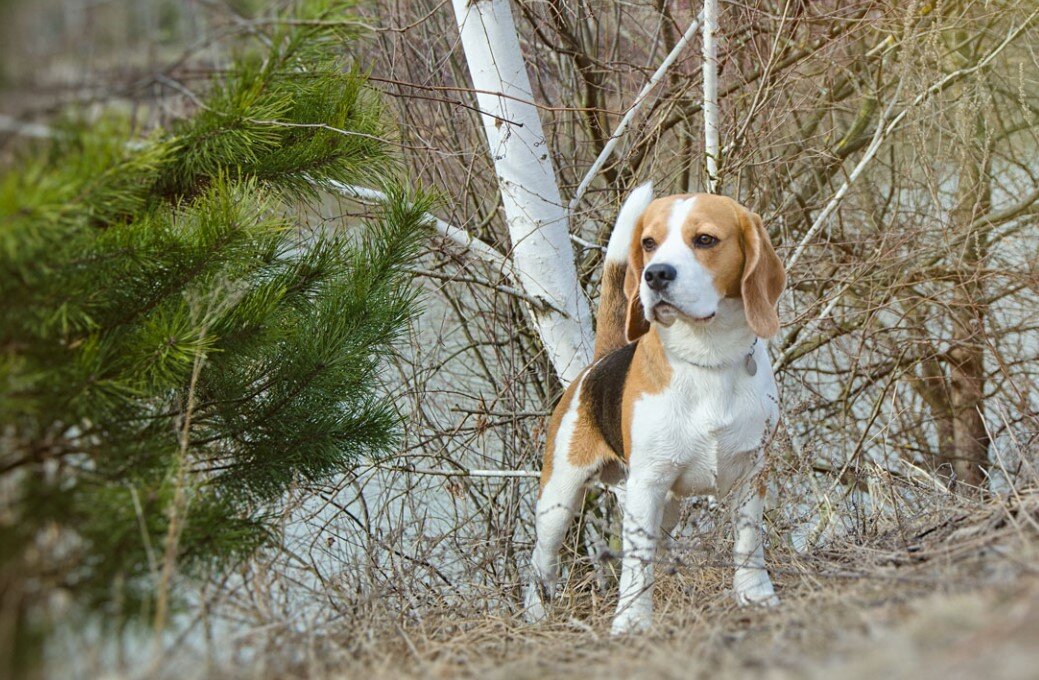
[0,0,430,646]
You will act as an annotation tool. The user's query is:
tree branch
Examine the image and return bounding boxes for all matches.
[568,11,704,212]
[785,8,1039,272]
[325,180,513,275]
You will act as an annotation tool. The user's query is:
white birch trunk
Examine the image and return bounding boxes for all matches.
[452,0,594,385]
[702,0,720,192]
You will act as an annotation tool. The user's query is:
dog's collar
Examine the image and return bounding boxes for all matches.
[674,337,759,376]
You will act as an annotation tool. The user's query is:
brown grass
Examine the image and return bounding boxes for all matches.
[193,490,1039,680]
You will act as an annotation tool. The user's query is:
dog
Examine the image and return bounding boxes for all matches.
[524,182,786,634]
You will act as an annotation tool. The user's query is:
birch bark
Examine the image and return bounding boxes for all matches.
[702,0,720,192]
[452,0,594,385]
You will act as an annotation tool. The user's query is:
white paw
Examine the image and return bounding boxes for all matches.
[523,581,551,624]
[733,571,780,608]
[735,588,780,608]
[610,607,652,636]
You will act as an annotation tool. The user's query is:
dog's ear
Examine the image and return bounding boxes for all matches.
[624,214,651,342]
[739,208,786,338]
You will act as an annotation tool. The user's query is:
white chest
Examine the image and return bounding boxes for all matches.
[629,361,779,498]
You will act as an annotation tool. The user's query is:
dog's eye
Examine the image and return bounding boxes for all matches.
[642,237,657,252]
[694,234,719,248]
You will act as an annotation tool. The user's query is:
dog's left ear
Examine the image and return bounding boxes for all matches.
[739,208,786,338]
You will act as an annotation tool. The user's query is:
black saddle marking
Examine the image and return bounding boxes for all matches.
[583,341,638,457]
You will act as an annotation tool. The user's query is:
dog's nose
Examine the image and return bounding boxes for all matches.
[644,264,677,291]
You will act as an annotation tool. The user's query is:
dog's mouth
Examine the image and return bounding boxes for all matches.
[652,302,715,327]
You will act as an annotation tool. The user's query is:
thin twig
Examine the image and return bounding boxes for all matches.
[568,12,704,212]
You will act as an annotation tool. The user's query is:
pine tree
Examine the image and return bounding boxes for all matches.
[0,1,428,670]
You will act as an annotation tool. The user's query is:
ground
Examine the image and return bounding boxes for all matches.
[211,489,1039,679]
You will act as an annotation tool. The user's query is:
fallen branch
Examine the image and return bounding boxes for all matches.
[377,465,539,479]
[404,266,566,314]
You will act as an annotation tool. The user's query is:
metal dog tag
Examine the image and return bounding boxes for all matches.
[744,353,757,377]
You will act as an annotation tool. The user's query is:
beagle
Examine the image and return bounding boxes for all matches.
[524,183,786,634]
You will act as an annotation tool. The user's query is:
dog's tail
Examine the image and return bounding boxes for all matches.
[592,182,653,360]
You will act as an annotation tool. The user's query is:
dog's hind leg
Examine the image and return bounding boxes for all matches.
[524,378,599,623]
[525,455,597,622]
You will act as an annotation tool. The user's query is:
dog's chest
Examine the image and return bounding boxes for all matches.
[630,366,778,497]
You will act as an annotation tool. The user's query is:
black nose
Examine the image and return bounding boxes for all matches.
[644,264,677,291]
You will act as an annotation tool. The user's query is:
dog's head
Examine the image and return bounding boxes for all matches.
[623,193,786,341]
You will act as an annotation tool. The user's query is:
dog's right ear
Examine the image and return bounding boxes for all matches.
[624,215,651,342]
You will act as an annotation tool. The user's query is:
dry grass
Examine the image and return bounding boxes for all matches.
[191,489,1039,680]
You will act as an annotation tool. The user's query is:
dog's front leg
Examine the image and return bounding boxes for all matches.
[611,469,672,635]
[731,467,779,607]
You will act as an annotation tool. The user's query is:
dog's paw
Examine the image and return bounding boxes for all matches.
[522,581,551,624]
[734,588,780,608]
[610,608,652,636]
[733,570,780,608]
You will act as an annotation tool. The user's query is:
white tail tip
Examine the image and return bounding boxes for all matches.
[605,182,654,263]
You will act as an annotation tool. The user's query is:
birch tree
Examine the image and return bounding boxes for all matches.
[452,0,594,386]
[702,0,720,192]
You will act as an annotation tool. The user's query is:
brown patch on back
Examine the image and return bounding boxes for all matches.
[568,402,616,471]
[539,365,618,498]
[581,342,638,457]
[541,324,679,488]
[567,330,678,470]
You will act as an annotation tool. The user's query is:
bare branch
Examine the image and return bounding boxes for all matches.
[568,11,704,212]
